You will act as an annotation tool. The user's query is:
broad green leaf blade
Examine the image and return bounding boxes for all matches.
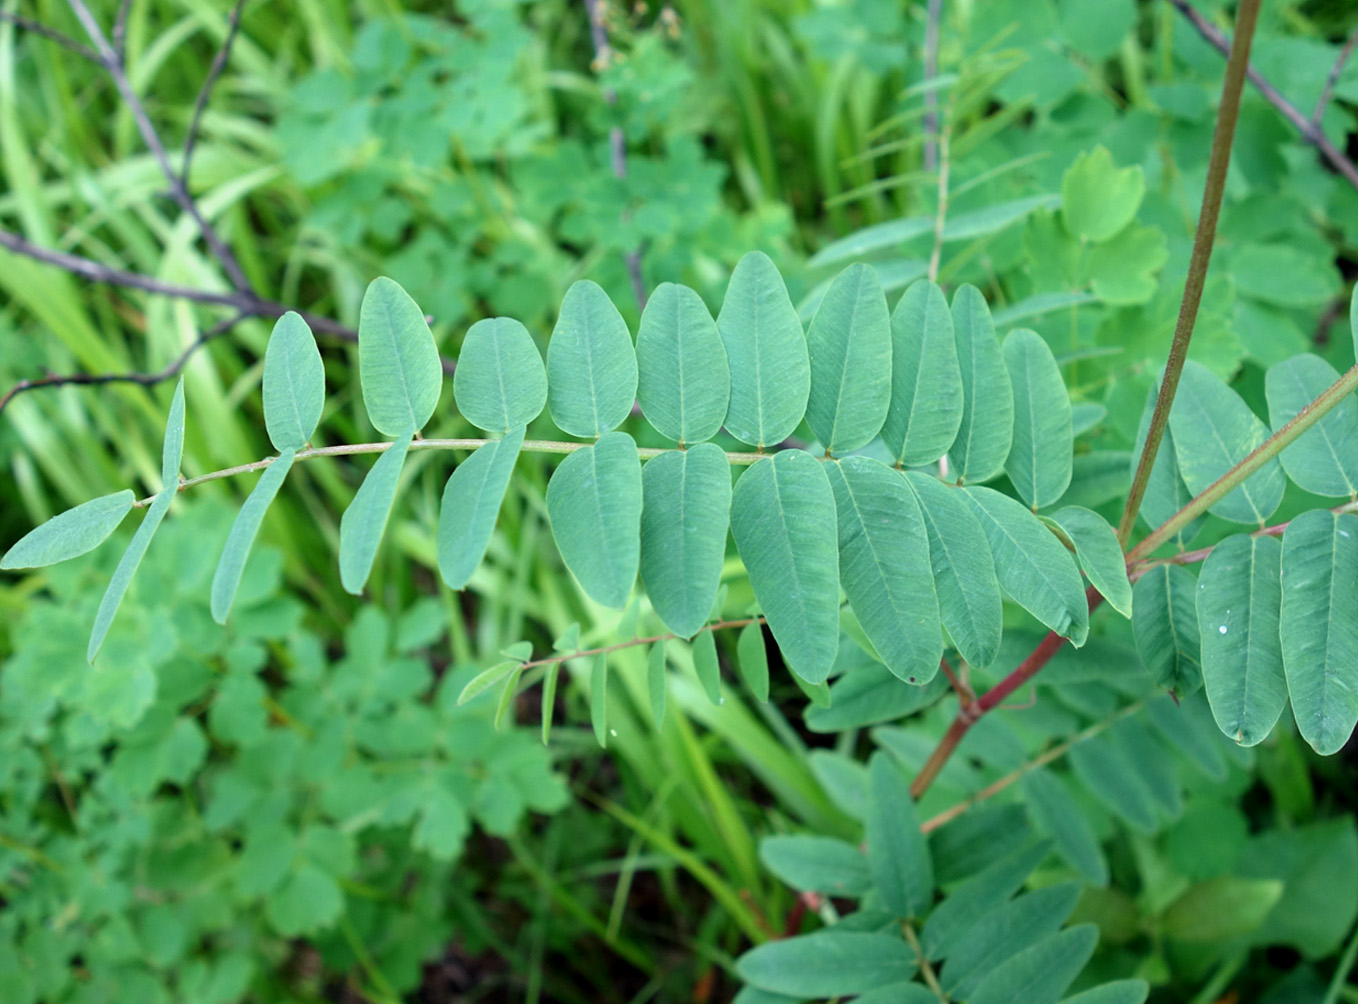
[736,931,916,997]
[1023,770,1107,884]
[263,312,324,451]
[828,458,942,683]
[866,752,932,918]
[1,490,134,569]
[805,263,891,453]
[1069,735,1160,832]
[437,427,525,589]
[960,486,1089,646]
[882,279,963,467]
[546,432,643,609]
[1198,534,1286,746]
[922,841,1051,959]
[358,277,442,436]
[1059,981,1149,1004]
[1265,353,1358,497]
[759,835,871,897]
[161,377,187,488]
[639,444,732,638]
[730,452,840,684]
[1044,506,1132,618]
[903,472,1003,668]
[647,642,666,728]
[807,668,947,733]
[718,251,811,448]
[1004,329,1073,508]
[1132,563,1202,697]
[338,432,414,595]
[636,282,729,444]
[940,884,1082,999]
[1061,146,1144,242]
[949,285,1013,484]
[692,629,722,704]
[591,653,608,748]
[1168,361,1285,525]
[453,317,547,433]
[547,280,637,438]
[1280,510,1358,755]
[210,450,295,624]
[88,489,173,662]
[1161,876,1284,941]
[737,621,770,702]
[968,925,1099,1004]
[1132,384,1204,546]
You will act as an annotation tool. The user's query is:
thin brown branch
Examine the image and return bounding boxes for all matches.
[1170,0,1358,192]
[112,0,131,59]
[182,0,248,183]
[0,9,98,61]
[1313,26,1358,126]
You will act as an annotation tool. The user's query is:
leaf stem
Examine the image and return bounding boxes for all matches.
[1116,0,1262,546]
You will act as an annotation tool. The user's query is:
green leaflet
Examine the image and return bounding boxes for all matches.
[647,641,667,728]
[161,377,187,487]
[949,284,1013,484]
[903,472,1003,668]
[262,311,324,451]
[968,925,1098,1004]
[940,883,1081,999]
[1044,506,1132,618]
[437,426,525,590]
[805,263,891,453]
[827,458,942,684]
[960,486,1089,646]
[735,931,916,997]
[921,841,1052,959]
[1265,353,1358,497]
[210,450,296,624]
[636,282,729,444]
[1132,563,1202,698]
[1161,876,1284,942]
[1168,361,1285,525]
[730,451,840,684]
[1022,770,1107,884]
[88,489,173,663]
[1,490,134,569]
[358,277,442,436]
[1003,328,1073,509]
[591,653,608,748]
[1197,534,1286,747]
[881,279,962,467]
[692,629,722,704]
[541,663,560,744]
[547,280,637,438]
[718,251,811,448]
[338,432,414,595]
[1069,734,1160,833]
[458,659,520,705]
[866,752,932,918]
[1060,981,1149,1004]
[758,835,871,897]
[736,621,770,702]
[545,432,643,609]
[1132,383,1204,546]
[1280,510,1358,755]
[452,317,547,433]
[639,444,732,638]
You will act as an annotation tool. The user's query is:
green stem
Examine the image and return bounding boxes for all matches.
[1127,361,1358,562]
[1116,0,1262,546]
[1323,915,1358,1004]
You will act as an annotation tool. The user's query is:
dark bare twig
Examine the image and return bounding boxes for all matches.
[0,313,242,418]
[63,0,254,294]
[0,10,98,62]
[182,0,248,184]
[1313,27,1358,126]
[1170,0,1358,192]
[582,0,648,312]
[922,0,943,172]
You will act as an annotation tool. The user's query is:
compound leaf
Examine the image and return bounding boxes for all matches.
[1197,534,1286,747]
[1004,328,1073,508]
[437,426,525,590]
[1,490,134,569]
[546,432,643,609]
[263,311,324,451]
[453,317,547,433]
[1044,506,1132,618]
[1132,563,1202,697]
[358,277,441,436]
[639,444,732,638]
[805,263,891,453]
[718,251,810,448]
[960,486,1089,646]
[1265,353,1358,498]
[828,458,942,684]
[547,280,637,438]
[730,451,839,684]
[1280,510,1358,755]
[950,284,1013,483]
[211,450,295,624]
[636,282,729,443]
[339,432,414,594]
[867,752,932,918]
[882,279,963,467]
